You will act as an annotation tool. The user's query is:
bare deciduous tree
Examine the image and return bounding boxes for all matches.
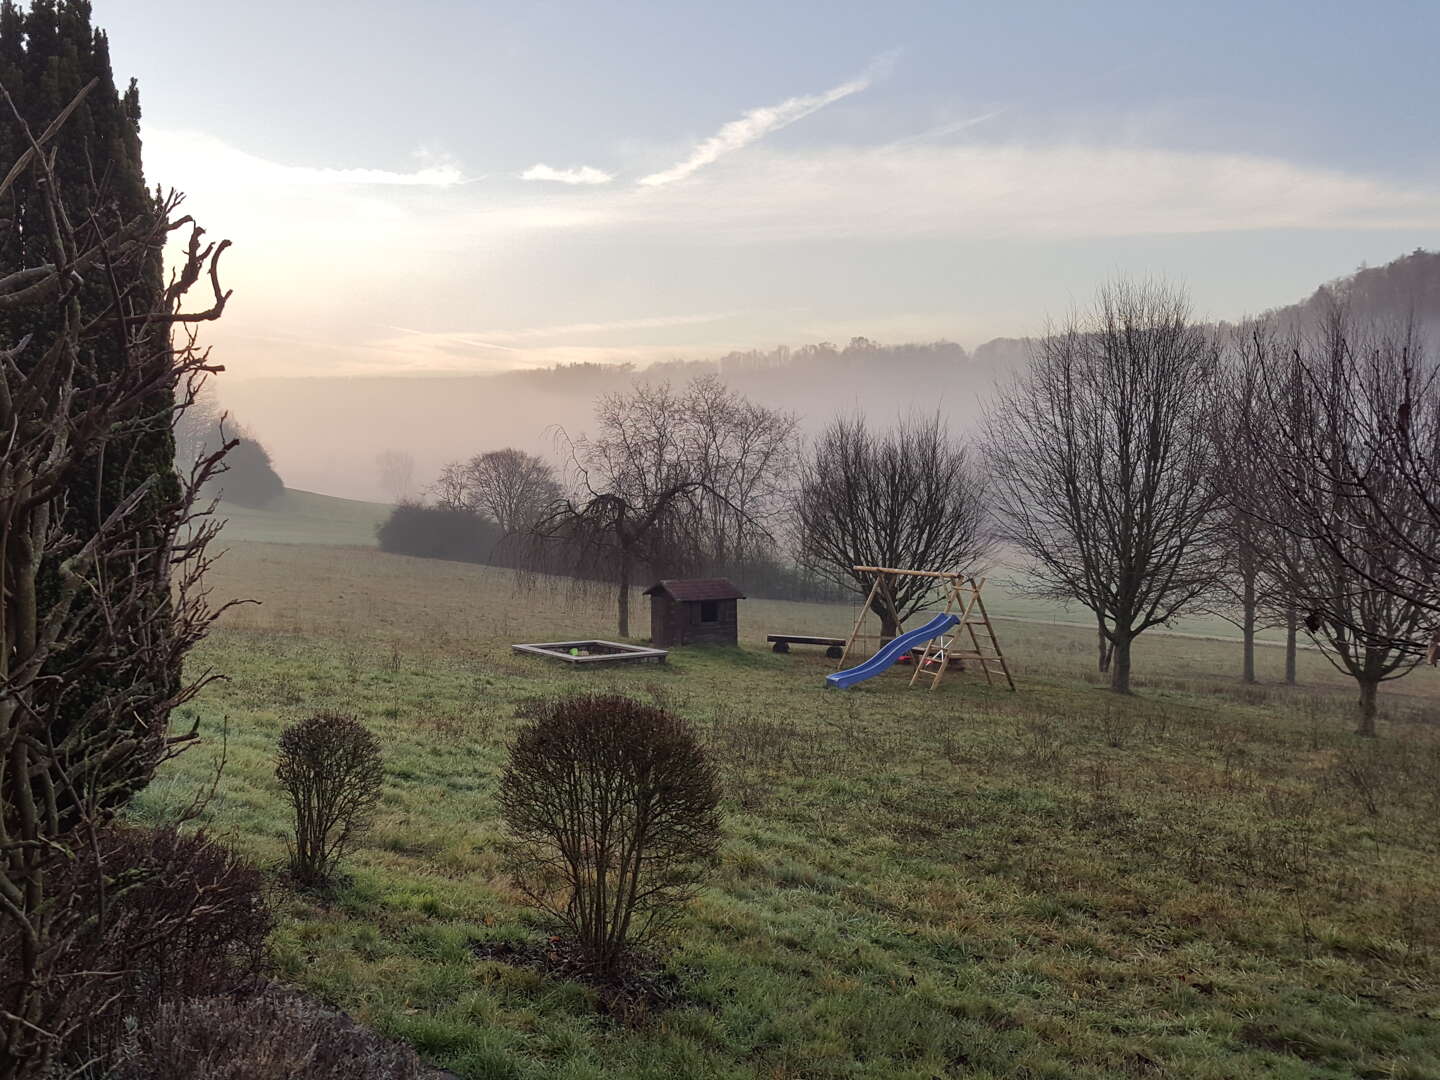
[430,460,471,512]
[441,448,561,534]
[1207,340,1299,684]
[533,378,792,637]
[987,280,1223,694]
[0,83,234,1079]
[795,412,990,636]
[375,448,415,502]
[1243,316,1436,734]
[685,375,797,568]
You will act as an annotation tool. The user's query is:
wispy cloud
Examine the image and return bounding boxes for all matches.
[887,107,1009,148]
[145,130,464,190]
[388,311,732,345]
[624,143,1440,240]
[637,51,896,187]
[171,120,1440,387]
[521,162,615,185]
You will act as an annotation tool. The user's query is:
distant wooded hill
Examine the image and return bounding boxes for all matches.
[1278,248,1440,330]
[224,249,1436,501]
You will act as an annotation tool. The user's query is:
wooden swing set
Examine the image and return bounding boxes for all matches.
[836,565,1016,691]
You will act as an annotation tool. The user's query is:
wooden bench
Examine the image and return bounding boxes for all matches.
[767,634,845,659]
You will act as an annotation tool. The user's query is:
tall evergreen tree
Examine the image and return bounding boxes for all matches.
[0,0,178,811]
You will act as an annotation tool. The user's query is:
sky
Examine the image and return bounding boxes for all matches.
[100,0,1440,380]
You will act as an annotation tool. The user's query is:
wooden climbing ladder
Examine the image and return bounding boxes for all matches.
[839,566,1016,692]
[907,575,1015,691]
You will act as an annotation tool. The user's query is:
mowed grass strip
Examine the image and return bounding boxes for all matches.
[135,541,1440,1079]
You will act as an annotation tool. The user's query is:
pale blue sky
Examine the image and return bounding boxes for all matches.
[101,0,1440,377]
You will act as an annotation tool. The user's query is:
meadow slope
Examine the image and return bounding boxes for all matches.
[140,541,1440,1079]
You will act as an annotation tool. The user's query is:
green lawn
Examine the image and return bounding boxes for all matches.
[212,488,391,547]
[137,542,1440,1079]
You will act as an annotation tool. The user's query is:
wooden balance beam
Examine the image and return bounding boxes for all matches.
[767,634,846,658]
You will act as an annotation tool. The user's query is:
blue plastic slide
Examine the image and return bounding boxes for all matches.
[825,612,961,689]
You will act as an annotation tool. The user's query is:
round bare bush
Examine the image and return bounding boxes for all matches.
[275,713,383,886]
[499,693,721,974]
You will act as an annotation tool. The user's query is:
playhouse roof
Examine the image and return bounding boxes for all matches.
[643,578,746,602]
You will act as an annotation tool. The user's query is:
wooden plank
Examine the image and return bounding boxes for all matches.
[851,565,966,579]
[911,575,964,688]
[838,575,882,670]
[967,581,1016,692]
[767,634,846,646]
[926,577,971,690]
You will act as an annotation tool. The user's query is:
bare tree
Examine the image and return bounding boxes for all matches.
[375,448,415,502]
[459,448,561,534]
[685,375,797,568]
[0,84,234,1078]
[533,378,790,637]
[1206,339,1298,684]
[986,280,1223,694]
[1243,316,1436,734]
[795,413,990,637]
[429,460,471,512]
[173,382,225,469]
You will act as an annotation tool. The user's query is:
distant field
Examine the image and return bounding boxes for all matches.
[212,487,390,547]
[139,538,1440,1080]
[978,575,1297,646]
[210,487,1282,647]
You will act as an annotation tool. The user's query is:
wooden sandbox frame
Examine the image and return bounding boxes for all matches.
[510,640,668,665]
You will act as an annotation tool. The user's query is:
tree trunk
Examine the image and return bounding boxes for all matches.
[616,552,631,639]
[1356,678,1378,737]
[877,606,899,640]
[1284,604,1298,685]
[1109,633,1133,694]
[1097,623,1114,673]
[1241,574,1257,684]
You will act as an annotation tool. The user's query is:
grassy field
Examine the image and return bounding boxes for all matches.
[212,488,391,547]
[208,490,1278,641]
[137,540,1440,1079]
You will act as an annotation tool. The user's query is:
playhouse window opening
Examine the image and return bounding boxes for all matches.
[700,600,719,623]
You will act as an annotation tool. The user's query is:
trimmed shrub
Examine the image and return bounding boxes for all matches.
[115,990,422,1080]
[276,713,384,885]
[499,693,721,974]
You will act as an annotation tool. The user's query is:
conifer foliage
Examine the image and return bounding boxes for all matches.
[0,4,234,1075]
[0,0,182,816]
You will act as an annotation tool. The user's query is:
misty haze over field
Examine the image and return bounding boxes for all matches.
[224,258,1440,500]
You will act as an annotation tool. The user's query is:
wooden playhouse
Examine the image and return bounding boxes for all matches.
[644,578,745,647]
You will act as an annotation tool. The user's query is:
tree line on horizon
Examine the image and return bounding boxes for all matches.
[400,249,1440,399]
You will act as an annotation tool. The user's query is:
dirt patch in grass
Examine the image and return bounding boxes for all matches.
[471,937,691,1021]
